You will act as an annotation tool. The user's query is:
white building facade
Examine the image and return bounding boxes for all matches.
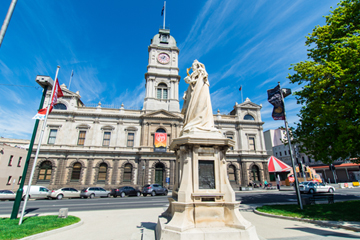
[25,29,269,190]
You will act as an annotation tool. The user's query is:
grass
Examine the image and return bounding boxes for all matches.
[0,215,80,240]
[256,200,360,222]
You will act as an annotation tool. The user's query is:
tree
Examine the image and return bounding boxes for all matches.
[288,0,360,164]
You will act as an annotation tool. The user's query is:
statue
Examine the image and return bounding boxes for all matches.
[181,60,221,137]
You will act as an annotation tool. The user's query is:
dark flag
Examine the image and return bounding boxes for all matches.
[239,85,242,91]
[161,5,165,16]
[267,85,285,120]
[282,88,291,98]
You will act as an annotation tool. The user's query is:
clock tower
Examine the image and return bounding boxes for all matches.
[143,28,180,113]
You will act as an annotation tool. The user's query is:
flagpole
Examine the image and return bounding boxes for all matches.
[163,1,166,29]
[19,66,60,225]
[0,0,18,48]
[241,85,243,103]
[278,81,303,210]
[68,70,74,90]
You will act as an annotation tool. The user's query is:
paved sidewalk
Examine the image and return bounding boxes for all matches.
[9,204,360,240]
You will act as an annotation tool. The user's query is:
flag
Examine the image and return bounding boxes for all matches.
[239,85,242,91]
[71,70,74,77]
[267,85,285,120]
[161,5,165,16]
[33,79,64,120]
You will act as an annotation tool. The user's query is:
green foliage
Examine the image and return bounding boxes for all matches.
[0,215,80,240]
[257,200,360,221]
[288,0,360,164]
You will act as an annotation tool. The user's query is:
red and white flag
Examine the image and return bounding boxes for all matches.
[33,79,63,120]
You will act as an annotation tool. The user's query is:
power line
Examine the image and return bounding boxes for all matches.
[0,83,40,89]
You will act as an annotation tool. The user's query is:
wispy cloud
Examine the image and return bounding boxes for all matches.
[113,82,145,109]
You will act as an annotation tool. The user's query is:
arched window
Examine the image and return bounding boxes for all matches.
[157,83,168,100]
[244,114,255,120]
[228,165,236,182]
[123,163,132,182]
[155,163,165,185]
[54,103,67,110]
[98,163,107,182]
[251,165,260,182]
[156,128,166,133]
[71,163,82,181]
[38,161,52,181]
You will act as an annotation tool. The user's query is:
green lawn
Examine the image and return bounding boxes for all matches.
[0,215,80,240]
[256,200,360,222]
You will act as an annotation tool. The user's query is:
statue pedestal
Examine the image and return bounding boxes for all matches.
[156,136,259,240]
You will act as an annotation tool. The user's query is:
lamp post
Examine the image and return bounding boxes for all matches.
[10,76,53,219]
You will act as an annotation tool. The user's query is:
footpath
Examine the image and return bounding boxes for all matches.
[12,203,360,240]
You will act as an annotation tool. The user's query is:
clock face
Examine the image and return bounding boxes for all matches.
[157,53,170,64]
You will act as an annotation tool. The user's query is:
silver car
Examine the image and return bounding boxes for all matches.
[80,187,111,199]
[48,187,80,200]
[0,190,16,200]
[299,181,335,194]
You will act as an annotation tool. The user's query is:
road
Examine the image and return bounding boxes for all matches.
[1,188,360,216]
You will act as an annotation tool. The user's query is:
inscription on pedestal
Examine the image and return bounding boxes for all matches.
[199,160,215,189]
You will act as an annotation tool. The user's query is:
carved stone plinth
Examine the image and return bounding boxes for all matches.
[156,136,259,240]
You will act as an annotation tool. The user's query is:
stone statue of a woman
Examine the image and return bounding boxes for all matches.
[180,60,222,137]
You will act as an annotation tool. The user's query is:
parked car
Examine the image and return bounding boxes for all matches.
[142,184,168,196]
[48,187,80,200]
[22,185,50,199]
[299,181,335,194]
[111,186,141,198]
[80,187,111,199]
[0,190,16,200]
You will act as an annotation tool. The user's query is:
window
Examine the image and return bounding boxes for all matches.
[248,137,255,151]
[123,163,132,182]
[280,152,282,156]
[302,156,305,162]
[6,176,12,185]
[103,132,111,146]
[18,176,22,185]
[157,83,168,100]
[244,114,255,120]
[48,129,57,144]
[275,152,278,156]
[17,157,22,167]
[226,135,234,150]
[77,131,86,145]
[8,155,13,166]
[308,157,312,163]
[288,150,291,155]
[127,133,134,147]
[38,161,52,181]
[71,163,81,181]
[228,165,236,182]
[97,163,107,182]
[284,151,287,155]
[53,103,67,110]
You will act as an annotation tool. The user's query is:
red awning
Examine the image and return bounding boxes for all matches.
[267,156,292,172]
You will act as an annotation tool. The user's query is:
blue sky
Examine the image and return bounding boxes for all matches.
[0,0,340,140]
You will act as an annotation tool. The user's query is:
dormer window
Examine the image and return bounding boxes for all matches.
[244,114,255,120]
[54,103,67,110]
[157,83,168,100]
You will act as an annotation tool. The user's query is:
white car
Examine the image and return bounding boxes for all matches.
[0,190,16,200]
[299,181,335,194]
[48,188,80,200]
[22,185,50,199]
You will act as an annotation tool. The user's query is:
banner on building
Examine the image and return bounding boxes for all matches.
[154,132,167,152]
[267,85,285,120]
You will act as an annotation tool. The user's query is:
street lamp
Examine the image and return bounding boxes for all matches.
[10,76,53,219]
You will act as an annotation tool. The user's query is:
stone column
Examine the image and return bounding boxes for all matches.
[85,159,94,185]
